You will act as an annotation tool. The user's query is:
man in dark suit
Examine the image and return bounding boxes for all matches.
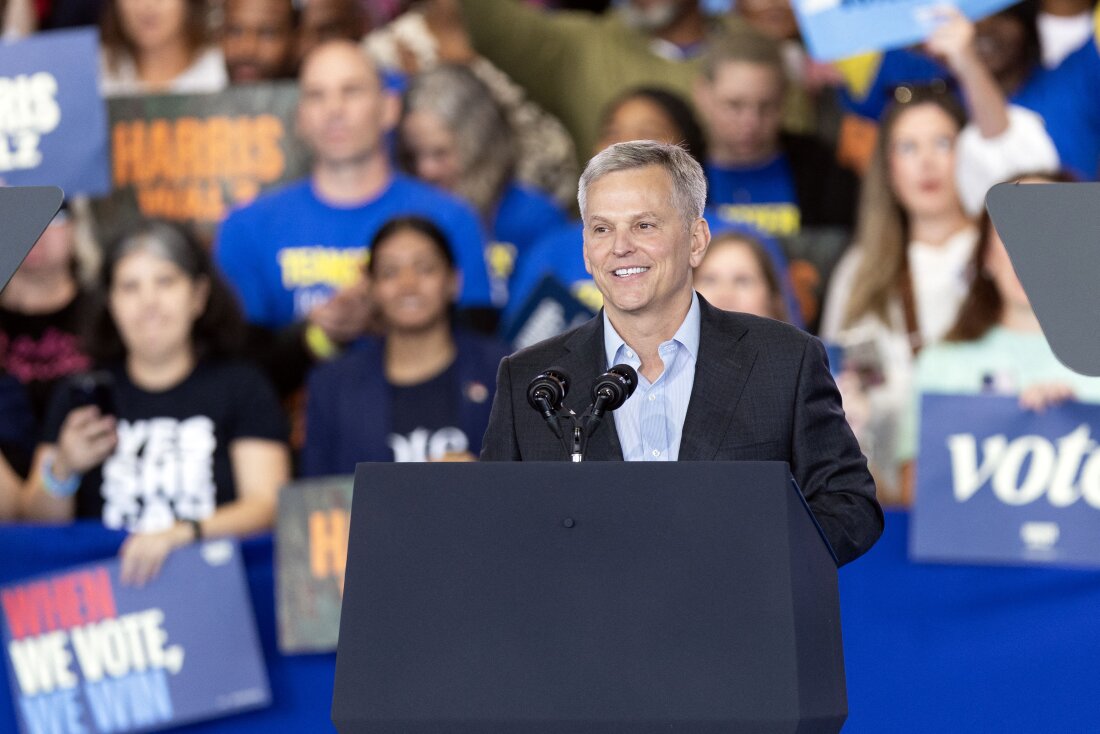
[481,140,882,566]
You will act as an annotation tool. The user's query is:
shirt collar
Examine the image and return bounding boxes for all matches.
[602,292,702,368]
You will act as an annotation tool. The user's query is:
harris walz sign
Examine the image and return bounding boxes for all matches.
[92,82,308,243]
[0,27,109,196]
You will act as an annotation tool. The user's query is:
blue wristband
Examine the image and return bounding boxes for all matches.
[42,455,81,498]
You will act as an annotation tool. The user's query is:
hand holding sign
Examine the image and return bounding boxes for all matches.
[119,527,193,588]
[1019,382,1077,413]
[923,5,978,72]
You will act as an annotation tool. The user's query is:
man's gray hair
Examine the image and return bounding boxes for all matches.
[578,140,708,228]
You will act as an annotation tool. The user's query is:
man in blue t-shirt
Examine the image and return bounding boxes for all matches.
[694,32,857,237]
[215,40,493,365]
[693,32,857,328]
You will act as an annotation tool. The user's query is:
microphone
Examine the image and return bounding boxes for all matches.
[526,368,570,439]
[590,364,638,420]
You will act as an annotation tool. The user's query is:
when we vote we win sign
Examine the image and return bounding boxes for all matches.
[0,541,269,734]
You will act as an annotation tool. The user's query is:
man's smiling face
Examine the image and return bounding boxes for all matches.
[582,164,708,322]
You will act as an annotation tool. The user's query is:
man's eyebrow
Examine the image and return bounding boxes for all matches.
[587,211,665,223]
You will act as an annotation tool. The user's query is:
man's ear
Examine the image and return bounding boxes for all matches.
[380,90,401,135]
[688,217,711,269]
[582,230,593,276]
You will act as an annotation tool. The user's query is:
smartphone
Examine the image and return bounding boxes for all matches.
[67,372,116,417]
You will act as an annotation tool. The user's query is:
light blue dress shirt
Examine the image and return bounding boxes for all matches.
[603,293,701,461]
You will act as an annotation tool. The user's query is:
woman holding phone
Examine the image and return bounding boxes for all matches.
[19,221,289,585]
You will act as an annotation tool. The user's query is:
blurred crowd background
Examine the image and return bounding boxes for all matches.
[1,0,1099,577]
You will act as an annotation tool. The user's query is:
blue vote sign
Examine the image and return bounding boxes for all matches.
[0,540,269,734]
[0,28,110,196]
[911,393,1100,567]
[503,274,598,351]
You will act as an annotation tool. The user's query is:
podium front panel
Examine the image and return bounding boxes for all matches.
[333,461,844,733]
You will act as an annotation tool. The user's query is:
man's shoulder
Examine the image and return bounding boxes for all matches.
[225,179,313,222]
[385,175,480,219]
[704,301,811,347]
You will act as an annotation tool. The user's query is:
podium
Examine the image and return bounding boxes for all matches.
[0,186,64,291]
[332,462,846,733]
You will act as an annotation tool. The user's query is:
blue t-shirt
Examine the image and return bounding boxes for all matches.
[486,182,567,308]
[215,175,493,329]
[705,156,801,237]
[1014,39,1100,180]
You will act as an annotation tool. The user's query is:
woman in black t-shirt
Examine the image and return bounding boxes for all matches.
[0,203,93,428]
[20,221,290,585]
[302,217,508,472]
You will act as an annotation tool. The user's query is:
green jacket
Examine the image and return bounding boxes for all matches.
[459,0,753,164]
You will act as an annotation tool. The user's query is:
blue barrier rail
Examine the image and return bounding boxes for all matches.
[2,513,1098,733]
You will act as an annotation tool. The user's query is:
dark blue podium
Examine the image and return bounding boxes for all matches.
[333,462,845,733]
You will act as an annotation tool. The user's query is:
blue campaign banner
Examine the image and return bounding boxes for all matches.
[0,540,270,734]
[911,393,1100,567]
[0,28,110,196]
[794,0,1020,61]
[503,274,598,351]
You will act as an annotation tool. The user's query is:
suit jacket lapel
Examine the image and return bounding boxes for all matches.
[560,315,624,461]
[679,299,758,461]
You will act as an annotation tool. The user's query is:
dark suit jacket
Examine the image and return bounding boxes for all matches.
[480,295,883,566]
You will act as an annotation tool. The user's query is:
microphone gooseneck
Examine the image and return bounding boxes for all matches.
[578,364,639,459]
[526,368,570,439]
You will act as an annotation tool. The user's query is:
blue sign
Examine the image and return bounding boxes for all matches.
[911,393,1100,567]
[0,28,110,196]
[794,0,1020,61]
[0,540,270,734]
[503,274,598,351]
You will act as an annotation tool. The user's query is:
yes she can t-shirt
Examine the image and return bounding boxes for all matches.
[43,361,286,533]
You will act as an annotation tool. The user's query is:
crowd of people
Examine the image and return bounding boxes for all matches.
[1,0,1099,576]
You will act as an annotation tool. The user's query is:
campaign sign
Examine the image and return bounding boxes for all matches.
[0,540,270,734]
[794,0,1020,61]
[504,274,598,351]
[0,28,109,196]
[92,82,308,242]
[911,394,1100,567]
[276,476,354,654]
